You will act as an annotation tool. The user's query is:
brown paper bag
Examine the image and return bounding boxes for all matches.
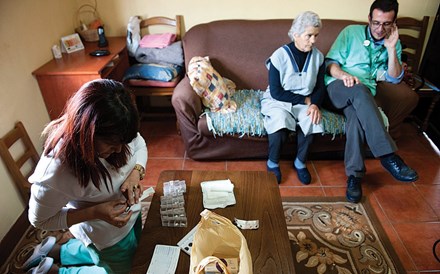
[189,209,253,274]
[193,256,231,274]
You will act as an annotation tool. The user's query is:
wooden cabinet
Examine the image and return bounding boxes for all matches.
[33,37,129,120]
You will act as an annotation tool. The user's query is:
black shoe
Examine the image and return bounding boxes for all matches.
[294,165,311,185]
[346,175,362,203]
[380,154,418,182]
[267,165,281,184]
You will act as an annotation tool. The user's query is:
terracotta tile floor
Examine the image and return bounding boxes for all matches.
[139,118,440,273]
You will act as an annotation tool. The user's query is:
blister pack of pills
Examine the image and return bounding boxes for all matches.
[163,180,186,196]
[160,180,187,227]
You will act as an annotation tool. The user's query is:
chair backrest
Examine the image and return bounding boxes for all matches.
[397,16,429,74]
[0,121,40,203]
[139,15,183,41]
[127,15,185,101]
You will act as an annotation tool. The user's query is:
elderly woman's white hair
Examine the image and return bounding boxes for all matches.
[288,11,322,41]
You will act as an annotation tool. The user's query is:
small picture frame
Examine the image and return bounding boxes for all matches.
[61,33,85,54]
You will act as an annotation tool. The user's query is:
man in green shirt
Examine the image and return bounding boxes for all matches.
[325,0,418,203]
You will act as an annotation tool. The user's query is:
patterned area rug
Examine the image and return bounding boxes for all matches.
[1,197,405,273]
[1,200,152,274]
[284,197,405,274]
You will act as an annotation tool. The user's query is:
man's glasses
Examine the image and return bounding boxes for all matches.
[370,20,394,30]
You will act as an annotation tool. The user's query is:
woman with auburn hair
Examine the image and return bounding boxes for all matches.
[23,79,147,274]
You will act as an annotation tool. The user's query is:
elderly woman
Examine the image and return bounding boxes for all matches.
[261,11,325,185]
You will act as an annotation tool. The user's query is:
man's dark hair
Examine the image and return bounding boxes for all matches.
[369,0,399,20]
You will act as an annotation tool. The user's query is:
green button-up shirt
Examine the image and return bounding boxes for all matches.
[325,25,403,96]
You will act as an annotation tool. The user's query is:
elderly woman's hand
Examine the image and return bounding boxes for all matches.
[307,104,322,125]
[120,169,143,206]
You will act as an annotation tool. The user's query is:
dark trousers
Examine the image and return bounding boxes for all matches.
[268,128,313,164]
[375,81,419,140]
[326,80,397,177]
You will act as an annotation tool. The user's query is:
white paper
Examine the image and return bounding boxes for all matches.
[146,245,180,274]
[140,187,155,201]
[177,224,199,255]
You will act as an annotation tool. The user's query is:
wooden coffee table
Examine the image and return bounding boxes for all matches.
[130,170,295,274]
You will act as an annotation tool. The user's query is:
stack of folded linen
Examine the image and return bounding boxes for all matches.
[200,179,236,209]
[124,32,184,83]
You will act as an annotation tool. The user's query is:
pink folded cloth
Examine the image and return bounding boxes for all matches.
[139,33,176,48]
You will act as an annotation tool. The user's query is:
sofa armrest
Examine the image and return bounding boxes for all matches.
[171,76,203,133]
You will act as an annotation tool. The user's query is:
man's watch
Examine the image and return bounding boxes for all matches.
[133,164,145,180]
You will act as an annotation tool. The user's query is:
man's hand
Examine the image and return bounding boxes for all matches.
[327,63,360,87]
[384,24,399,49]
[384,23,402,77]
[341,73,360,87]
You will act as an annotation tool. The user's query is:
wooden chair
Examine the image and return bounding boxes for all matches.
[0,121,40,203]
[125,15,184,119]
[397,16,429,74]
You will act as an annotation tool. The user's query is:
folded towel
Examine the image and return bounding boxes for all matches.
[135,41,184,66]
[139,33,176,48]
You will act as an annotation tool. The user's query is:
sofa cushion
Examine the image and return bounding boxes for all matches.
[204,89,266,137]
[204,89,389,138]
[188,56,237,113]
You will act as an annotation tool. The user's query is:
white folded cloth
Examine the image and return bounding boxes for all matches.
[200,179,236,209]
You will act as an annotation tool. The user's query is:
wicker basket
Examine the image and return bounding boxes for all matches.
[75,4,102,42]
[76,28,99,42]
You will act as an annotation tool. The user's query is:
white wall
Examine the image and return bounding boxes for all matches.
[92,0,439,37]
[0,0,438,241]
[0,0,77,240]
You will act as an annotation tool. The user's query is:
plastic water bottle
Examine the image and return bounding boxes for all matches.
[51,45,62,59]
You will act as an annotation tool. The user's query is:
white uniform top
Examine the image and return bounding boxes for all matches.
[261,46,324,135]
[28,133,147,250]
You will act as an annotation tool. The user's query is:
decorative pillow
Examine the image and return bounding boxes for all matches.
[139,33,176,48]
[187,56,237,113]
[123,63,183,82]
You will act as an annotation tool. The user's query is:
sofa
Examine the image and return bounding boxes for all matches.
[171,19,418,160]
